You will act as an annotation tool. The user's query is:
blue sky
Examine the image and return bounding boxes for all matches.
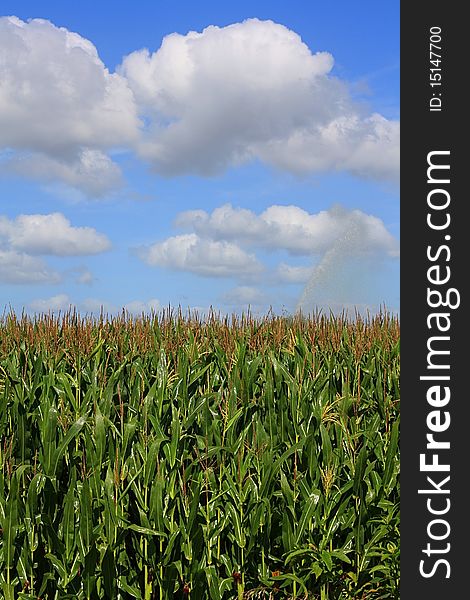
[0,1,399,317]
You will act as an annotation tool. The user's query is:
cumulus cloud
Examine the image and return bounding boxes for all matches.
[0,249,61,284]
[120,18,399,181]
[80,298,117,314]
[0,16,139,195]
[68,267,95,285]
[29,295,116,314]
[28,295,162,315]
[1,16,398,192]
[2,150,123,197]
[138,202,397,302]
[123,298,161,314]
[0,211,110,284]
[138,233,262,278]
[255,114,399,182]
[0,212,111,256]
[0,17,139,149]
[77,271,94,285]
[222,286,267,306]
[175,203,399,257]
[29,294,72,312]
[275,263,314,284]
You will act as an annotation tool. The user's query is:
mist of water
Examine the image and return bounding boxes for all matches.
[296,214,374,316]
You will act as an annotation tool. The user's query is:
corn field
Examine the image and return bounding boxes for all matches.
[0,309,400,600]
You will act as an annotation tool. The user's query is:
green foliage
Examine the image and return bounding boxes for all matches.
[0,310,400,599]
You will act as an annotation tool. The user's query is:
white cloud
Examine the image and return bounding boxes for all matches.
[0,249,61,284]
[29,294,72,312]
[175,203,398,257]
[2,150,123,197]
[28,295,162,315]
[138,233,262,278]
[80,298,117,314]
[255,114,399,182]
[29,295,115,314]
[74,268,94,285]
[142,203,398,291]
[0,212,111,256]
[0,16,139,195]
[124,298,161,314]
[222,286,266,306]
[0,17,139,150]
[120,18,399,181]
[1,16,399,191]
[275,263,314,284]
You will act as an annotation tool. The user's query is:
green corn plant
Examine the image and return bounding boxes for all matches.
[0,309,399,599]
